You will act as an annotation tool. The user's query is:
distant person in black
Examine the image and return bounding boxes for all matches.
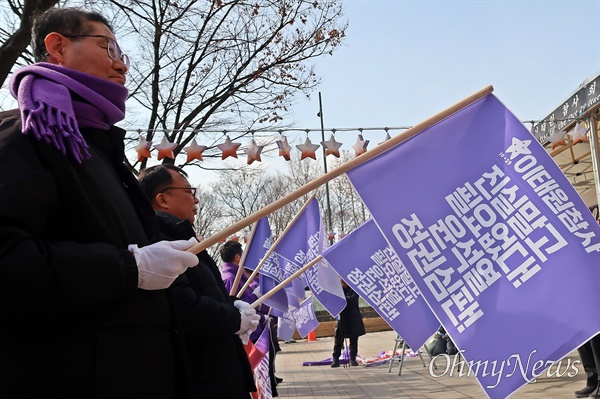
[331,280,366,367]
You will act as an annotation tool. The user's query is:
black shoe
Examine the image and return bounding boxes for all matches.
[350,359,359,366]
[331,359,340,368]
[576,386,598,398]
[588,387,600,398]
[275,377,283,384]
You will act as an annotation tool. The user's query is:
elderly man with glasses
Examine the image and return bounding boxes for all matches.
[0,7,200,399]
[138,164,259,399]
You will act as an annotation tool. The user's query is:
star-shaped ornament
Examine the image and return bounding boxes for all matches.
[276,135,293,161]
[547,129,567,149]
[567,122,589,145]
[296,137,320,160]
[321,134,343,157]
[244,139,264,165]
[379,131,392,145]
[352,134,370,156]
[154,136,178,160]
[134,137,152,162]
[183,139,207,162]
[217,135,241,160]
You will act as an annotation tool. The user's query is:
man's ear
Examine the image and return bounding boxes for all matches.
[44,32,67,64]
[154,193,169,210]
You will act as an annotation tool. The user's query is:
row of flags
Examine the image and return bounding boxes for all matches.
[235,93,600,399]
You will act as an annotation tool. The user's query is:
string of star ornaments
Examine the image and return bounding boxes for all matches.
[132,115,587,165]
[535,120,590,150]
[132,127,396,165]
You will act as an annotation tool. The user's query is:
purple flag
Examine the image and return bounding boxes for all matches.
[273,197,346,317]
[321,219,439,350]
[243,217,289,313]
[294,297,320,338]
[252,325,272,399]
[277,310,296,342]
[243,217,272,272]
[347,94,600,399]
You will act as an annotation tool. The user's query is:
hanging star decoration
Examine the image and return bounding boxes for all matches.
[276,135,293,161]
[567,122,589,145]
[217,135,241,160]
[296,137,320,160]
[183,139,207,162]
[352,134,370,156]
[547,129,567,149]
[134,137,152,162]
[154,136,178,160]
[244,139,264,165]
[321,133,343,157]
[379,131,392,145]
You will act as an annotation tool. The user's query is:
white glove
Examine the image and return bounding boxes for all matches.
[128,238,199,290]
[236,308,260,336]
[239,332,251,345]
[252,286,263,298]
[234,300,250,310]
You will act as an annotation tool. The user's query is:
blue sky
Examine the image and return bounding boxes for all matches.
[188,0,600,186]
[291,0,600,132]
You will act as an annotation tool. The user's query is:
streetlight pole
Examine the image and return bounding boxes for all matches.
[318,92,334,244]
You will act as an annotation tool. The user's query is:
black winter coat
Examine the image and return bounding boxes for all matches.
[336,285,366,338]
[0,110,191,399]
[156,212,256,399]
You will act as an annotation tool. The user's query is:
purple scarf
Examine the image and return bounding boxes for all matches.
[10,62,128,163]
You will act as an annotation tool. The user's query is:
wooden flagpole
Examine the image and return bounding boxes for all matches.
[229,221,259,296]
[236,193,316,298]
[187,85,494,255]
[249,255,323,310]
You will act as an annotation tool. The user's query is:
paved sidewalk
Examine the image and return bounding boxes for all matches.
[274,330,586,399]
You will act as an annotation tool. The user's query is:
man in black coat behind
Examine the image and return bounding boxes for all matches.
[138,164,258,399]
[331,280,366,368]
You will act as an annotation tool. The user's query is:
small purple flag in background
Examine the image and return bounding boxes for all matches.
[243,217,289,313]
[277,310,296,342]
[321,219,439,350]
[273,197,346,317]
[243,217,272,272]
[294,297,319,338]
[347,94,600,399]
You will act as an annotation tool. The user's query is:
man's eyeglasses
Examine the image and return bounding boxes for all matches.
[63,34,130,68]
[159,187,197,197]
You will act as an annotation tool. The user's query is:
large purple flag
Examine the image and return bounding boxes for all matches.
[294,297,320,338]
[243,217,288,314]
[346,94,600,399]
[273,197,346,317]
[321,219,439,350]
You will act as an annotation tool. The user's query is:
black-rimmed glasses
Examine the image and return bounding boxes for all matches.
[159,187,197,197]
[63,34,130,68]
